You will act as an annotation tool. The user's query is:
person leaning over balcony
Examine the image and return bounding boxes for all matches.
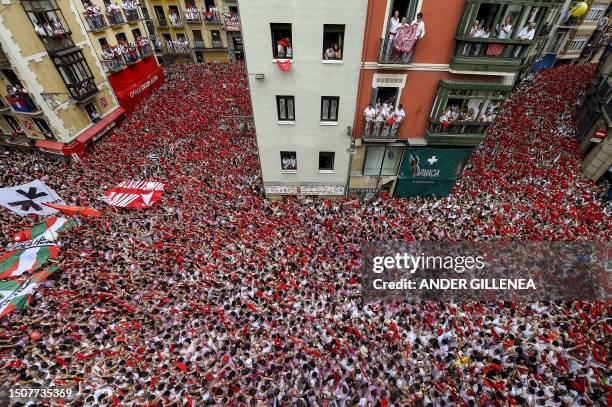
[385,10,401,60]
[363,104,376,137]
[392,104,405,136]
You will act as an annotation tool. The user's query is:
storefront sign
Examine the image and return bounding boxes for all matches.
[265,185,345,196]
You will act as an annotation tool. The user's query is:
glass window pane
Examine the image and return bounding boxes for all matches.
[330,99,338,120]
[287,98,294,119]
[380,146,402,176]
[363,146,385,176]
[322,99,329,120]
[279,98,286,119]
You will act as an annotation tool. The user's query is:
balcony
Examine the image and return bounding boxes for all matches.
[451,37,533,73]
[426,121,491,146]
[101,54,126,72]
[5,92,42,115]
[203,10,220,23]
[193,39,205,49]
[150,36,163,52]
[124,9,140,23]
[164,40,190,54]
[83,13,107,31]
[378,36,417,65]
[211,39,223,48]
[185,9,201,23]
[69,78,98,102]
[106,11,125,26]
[169,14,184,28]
[137,40,154,57]
[123,45,140,65]
[363,121,398,142]
[38,32,78,56]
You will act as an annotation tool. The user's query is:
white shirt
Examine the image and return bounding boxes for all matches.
[518,26,535,41]
[412,19,426,39]
[394,108,405,123]
[388,16,400,34]
[498,24,513,39]
[364,107,375,120]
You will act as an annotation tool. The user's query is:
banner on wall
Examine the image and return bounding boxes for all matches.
[108,56,165,112]
[395,148,473,198]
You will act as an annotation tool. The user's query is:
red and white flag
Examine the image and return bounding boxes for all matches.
[590,129,607,143]
[101,180,165,208]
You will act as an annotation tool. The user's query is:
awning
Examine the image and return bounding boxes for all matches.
[76,106,125,144]
[34,106,125,156]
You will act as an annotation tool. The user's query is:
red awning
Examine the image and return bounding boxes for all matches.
[76,106,125,144]
[34,106,125,156]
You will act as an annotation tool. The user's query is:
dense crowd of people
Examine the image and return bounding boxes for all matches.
[0,61,610,406]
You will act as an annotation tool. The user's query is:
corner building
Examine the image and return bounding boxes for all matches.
[349,0,564,199]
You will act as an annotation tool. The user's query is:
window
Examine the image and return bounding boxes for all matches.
[280,151,297,171]
[132,28,142,38]
[84,102,100,121]
[211,30,222,47]
[321,96,339,122]
[363,146,403,176]
[98,37,108,48]
[3,115,22,133]
[322,24,344,60]
[52,51,97,100]
[568,35,589,51]
[271,23,292,59]
[276,95,295,121]
[318,152,335,171]
[586,2,607,22]
[116,32,127,42]
[32,118,54,138]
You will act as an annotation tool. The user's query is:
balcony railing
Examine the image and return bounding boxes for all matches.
[106,11,125,25]
[101,54,126,72]
[164,40,190,54]
[378,36,417,64]
[84,13,107,31]
[150,36,163,52]
[169,14,184,28]
[67,78,98,102]
[211,39,223,48]
[193,39,205,49]
[451,37,533,72]
[184,9,201,23]
[203,10,220,23]
[138,41,154,57]
[428,121,491,136]
[123,46,140,64]
[124,9,139,22]
[363,120,399,142]
[157,17,168,27]
[38,32,77,56]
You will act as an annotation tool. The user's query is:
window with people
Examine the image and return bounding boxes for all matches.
[22,1,69,39]
[381,7,425,64]
[460,2,546,57]
[271,23,292,59]
[280,151,297,172]
[322,25,344,61]
[429,83,510,134]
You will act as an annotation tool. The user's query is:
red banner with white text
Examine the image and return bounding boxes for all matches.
[108,56,165,113]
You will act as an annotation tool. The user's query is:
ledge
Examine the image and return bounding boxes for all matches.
[319,170,335,174]
[277,121,296,125]
[281,170,297,174]
[320,121,338,126]
[321,60,343,64]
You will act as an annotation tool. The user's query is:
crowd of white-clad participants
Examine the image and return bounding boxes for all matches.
[0,61,610,406]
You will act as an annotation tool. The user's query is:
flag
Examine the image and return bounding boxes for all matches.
[0,180,66,216]
[0,266,56,319]
[42,202,102,218]
[0,246,59,279]
[277,59,292,71]
[101,180,165,208]
[6,217,76,252]
[590,129,607,143]
[5,95,30,112]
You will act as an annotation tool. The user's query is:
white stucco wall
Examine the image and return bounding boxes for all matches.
[239,0,367,194]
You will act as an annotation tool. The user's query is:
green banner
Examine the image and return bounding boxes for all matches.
[395,148,473,198]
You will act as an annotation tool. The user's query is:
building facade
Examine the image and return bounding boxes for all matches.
[576,50,611,185]
[0,0,125,157]
[76,0,164,112]
[240,0,367,198]
[349,0,564,199]
[143,0,239,64]
[549,0,611,63]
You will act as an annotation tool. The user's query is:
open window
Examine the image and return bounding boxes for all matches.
[280,151,297,172]
[322,24,344,60]
[271,23,292,59]
[318,152,335,172]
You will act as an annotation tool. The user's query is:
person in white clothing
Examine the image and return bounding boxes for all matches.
[412,12,425,39]
[385,10,401,60]
[392,104,405,136]
[517,22,536,41]
[496,16,513,39]
[363,104,376,136]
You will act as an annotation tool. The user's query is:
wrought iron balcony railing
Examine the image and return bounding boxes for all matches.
[84,13,107,31]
